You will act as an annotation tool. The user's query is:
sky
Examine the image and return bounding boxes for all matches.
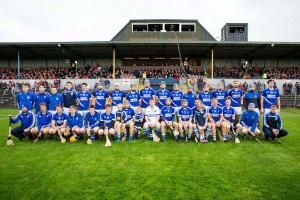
[0,0,299,42]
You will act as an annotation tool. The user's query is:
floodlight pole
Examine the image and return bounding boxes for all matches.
[211,49,214,79]
[113,49,116,79]
[17,50,20,79]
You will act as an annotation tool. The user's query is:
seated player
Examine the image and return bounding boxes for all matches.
[160,97,178,142]
[8,105,35,141]
[30,103,52,140]
[114,103,126,142]
[207,98,224,142]
[263,104,288,143]
[122,100,135,142]
[222,97,242,143]
[133,107,144,140]
[80,105,101,145]
[193,104,208,143]
[240,103,261,140]
[177,99,193,142]
[143,98,161,140]
[49,104,68,143]
[67,105,83,141]
[98,104,116,139]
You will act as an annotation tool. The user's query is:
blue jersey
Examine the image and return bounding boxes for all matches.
[160,106,175,121]
[16,91,35,110]
[110,90,126,106]
[183,92,198,108]
[49,93,63,111]
[93,89,109,110]
[240,110,259,132]
[84,111,100,128]
[34,92,50,113]
[123,107,135,122]
[170,91,183,107]
[100,112,116,128]
[199,92,213,107]
[61,89,78,108]
[208,106,223,122]
[262,88,280,109]
[67,112,83,129]
[36,111,52,132]
[156,89,170,109]
[10,111,35,129]
[140,88,155,108]
[228,88,243,107]
[223,106,235,122]
[126,91,141,107]
[77,91,92,111]
[212,90,228,107]
[52,112,67,126]
[177,107,193,121]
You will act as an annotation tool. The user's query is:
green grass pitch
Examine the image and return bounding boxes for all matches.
[0,108,299,200]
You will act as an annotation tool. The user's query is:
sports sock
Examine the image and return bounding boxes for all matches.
[129,134,133,139]
[206,128,211,137]
[144,128,150,137]
[213,135,216,140]
[188,134,191,139]
[155,129,161,136]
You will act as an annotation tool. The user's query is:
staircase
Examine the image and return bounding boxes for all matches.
[280,95,300,108]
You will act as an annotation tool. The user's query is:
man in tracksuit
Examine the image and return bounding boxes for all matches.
[16,83,34,113]
[263,104,288,142]
[34,85,50,113]
[183,85,198,109]
[8,105,35,140]
[240,103,261,139]
[243,83,261,116]
[61,81,78,115]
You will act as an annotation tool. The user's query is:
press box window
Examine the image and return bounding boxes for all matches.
[165,24,179,31]
[148,24,163,32]
[182,24,195,32]
[133,24,147,32]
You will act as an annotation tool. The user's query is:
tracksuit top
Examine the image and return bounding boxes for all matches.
[34,92,50,113]
[62,89,78,108]
[49,93,63,111]
[240,110,259,132]
[16,91,35,110]
[264,112,282,130]
[10,111,35,129]
[183,92,197,108]
[243,90,260,109]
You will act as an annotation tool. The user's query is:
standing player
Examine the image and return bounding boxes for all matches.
[77,83,92,117]
[122,100,135,142]
[49,105,68,143]
[93,82,109,114]
[228,80,243,121]
[48,86,63,116]
[170,83,183,114]
[98,104,116,139]
[244,83,261,115]
[240,103,261,140]
[183,85,198,109]
[30,103,52,140]
[61,81,78,115]
[109,83,126,115]
[16,83,34,113]
[177,99,193,142]
[156,81,170,109]
[143,99,161,140]
[140,79,155,114]
[80,105,101,144]
[34,85,50,113]
[160,97,178,142]
[199,86,213,112]
[261,79,280,116]
[126,84,141,112]
[207,98,224,142]
[67,105,83,140]
[8,105,35,141]
[212,83,228,107]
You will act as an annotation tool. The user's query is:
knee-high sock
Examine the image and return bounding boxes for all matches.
[193,128,200,140]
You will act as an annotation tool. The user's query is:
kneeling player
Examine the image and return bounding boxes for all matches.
[49,105,68,143]
[67,105,83,141]
[207,98,224,142]
[160,97,178,142]
[193,104,208,143]
[98,104,115,138]
[114,104,126,142]
[178,99,193,142]
[80,105,100,144]
[240,103,261,142]
[143,99,161,140]
[133,107,144,139]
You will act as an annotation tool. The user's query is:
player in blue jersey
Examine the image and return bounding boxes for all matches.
[67,105,83,140]
[49,104,68,143]
[93,82,109,114]
[114,104,126,142]
[77,83,92,116]
[122,100,135,142]
[222,98,242,143]
[160,97,178,142]
[207,98,224,142]
[80,105,101,144]
[193,104,208,143]
[98,104,116,139]
[16,83,34,113]
[109,83,126,115]
[240,103,261,141]
[133,107,144,139]
[34,84,50,113]
[8,105,35,141]
[228,80,243,121]
[183,85,198,109]
[30,102,52,141]
[126,84,141,112]
[198,86,213,112]
[140,79,155,114]
[177,99,193,142]
[170,83,183,114]
[48,87,63,115]
[156,81,170,109]
[261,79,280,116]
[212,83,228,107]
[61,81,78,115]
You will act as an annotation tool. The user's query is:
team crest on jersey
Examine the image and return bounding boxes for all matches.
[56,98,59,100]
[27,96,30,99]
